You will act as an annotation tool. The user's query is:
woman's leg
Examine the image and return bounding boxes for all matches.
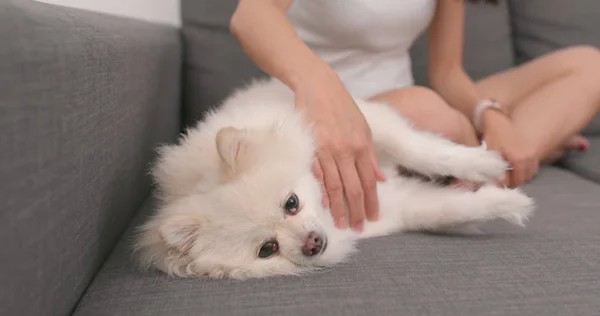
[475,45,600,162]
[369,86,480,147]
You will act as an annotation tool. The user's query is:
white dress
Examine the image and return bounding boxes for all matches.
[287,0,437,99]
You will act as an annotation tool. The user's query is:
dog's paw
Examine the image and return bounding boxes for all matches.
[477,186,535,227]
[454,148,508,182]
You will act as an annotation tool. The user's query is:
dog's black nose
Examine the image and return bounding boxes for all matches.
[302,231,324,256]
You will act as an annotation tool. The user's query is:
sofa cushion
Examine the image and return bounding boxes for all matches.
[0,1,181,315]
[560,136,600,184]
[508,0,600,62]
[508,0,600,135]
[410,1,515,86]
[74,167,600,316]
[180,0,266,126]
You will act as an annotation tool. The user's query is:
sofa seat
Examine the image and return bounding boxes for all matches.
[560,136,600,184]
[73,167,600,316]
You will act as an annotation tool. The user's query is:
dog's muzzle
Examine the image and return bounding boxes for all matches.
[302,231,327,256]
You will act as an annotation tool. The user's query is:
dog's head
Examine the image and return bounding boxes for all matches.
[137,123,358,279]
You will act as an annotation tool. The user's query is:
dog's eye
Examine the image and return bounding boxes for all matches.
[258,241,279,258]
[284,193,299,215]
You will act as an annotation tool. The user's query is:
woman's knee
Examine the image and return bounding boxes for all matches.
[559,46,600,102]
[559,45,600,73]
[373,86,475,144]
[427,106,477,146]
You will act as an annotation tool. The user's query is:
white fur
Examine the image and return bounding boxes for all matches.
[134,77,535,280]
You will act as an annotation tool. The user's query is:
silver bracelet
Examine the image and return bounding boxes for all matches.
[472,98,503,135]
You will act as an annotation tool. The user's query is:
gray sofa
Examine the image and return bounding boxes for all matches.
[1,0,599,315]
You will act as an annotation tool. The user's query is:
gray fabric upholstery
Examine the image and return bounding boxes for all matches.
[74,167,600,316]
[509,0,600,62]
[0,1,181,315]
[2,0,600,315]
[180,0,266,126]
[560,137,600,184]
[508,0,600,135]
[410,1,515,86]
[582,114,600,136]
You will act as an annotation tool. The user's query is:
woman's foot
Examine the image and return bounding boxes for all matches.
[542,134,590,164]
[564,134,590,151]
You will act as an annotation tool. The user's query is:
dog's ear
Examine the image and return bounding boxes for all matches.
[216,126,254,172]
[158,214,204,255]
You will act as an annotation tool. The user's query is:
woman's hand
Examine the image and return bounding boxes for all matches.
[295,70,386,232]
[481,109,539,187]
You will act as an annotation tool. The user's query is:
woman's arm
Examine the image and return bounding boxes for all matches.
[230,0,335,92]
[426,0,538,187]
[426,0,484,124]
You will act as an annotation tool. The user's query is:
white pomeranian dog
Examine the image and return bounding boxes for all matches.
[134,77,535,280]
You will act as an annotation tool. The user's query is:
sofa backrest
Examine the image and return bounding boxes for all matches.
[410,1,515,86]
[0,1,181,315]
[180,0,266,127]
[508,0,600,135]
[180,1,600,130]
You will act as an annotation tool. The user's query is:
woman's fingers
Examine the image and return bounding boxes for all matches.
[511,163,526,187]
[507,149,539,187]
[317,151,348,229]
[372,150,387,182]
[311,158,329,208]
[336,156,366,231]
[359,147,382,221]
